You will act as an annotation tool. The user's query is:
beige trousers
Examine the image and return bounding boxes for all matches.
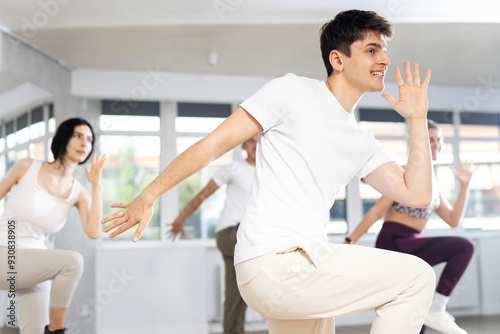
[236,242,435,334]
[0,248,84,334]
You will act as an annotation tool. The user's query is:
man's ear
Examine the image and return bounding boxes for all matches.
[329,50,344,73]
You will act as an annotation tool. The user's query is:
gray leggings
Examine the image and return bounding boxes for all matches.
[0,248,83,334]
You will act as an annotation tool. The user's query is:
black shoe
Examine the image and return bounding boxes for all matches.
[44,325,66,334]
[419,325,426,334]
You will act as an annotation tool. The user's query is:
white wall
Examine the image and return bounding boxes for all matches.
[95,245,209,334]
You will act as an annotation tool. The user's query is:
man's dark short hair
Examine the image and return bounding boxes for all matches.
[320,9,393,77]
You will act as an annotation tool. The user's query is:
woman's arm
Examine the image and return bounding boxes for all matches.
[434,157,477,228]
[75,153,107,239]
[0,159,32,200]
[167,180,220,240]
[347,195,394,244]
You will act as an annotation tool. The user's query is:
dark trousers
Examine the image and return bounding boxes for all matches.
[376,221,475,296]
[216,224,247,334]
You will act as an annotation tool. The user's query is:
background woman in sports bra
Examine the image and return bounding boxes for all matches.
[347,119,476,334]
[0,118,107,334]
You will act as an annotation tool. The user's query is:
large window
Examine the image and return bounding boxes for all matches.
[0,103,54,212]
[428,113,500,230]
[357,108,408,233]
[326,188,347,234]
[424,112,456,229]
[4,102,499,243]
[459,113,500,230]
[175,102,233,239]
[355,109,500,233]
[0,104,54,171]
[100,100,162,240]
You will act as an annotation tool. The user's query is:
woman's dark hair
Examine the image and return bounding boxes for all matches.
[51,118,94,165]
[320,10,393,77]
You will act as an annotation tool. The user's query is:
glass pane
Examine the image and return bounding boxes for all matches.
[438,123,455,138]
[100,115,160,132]
[419,141,455,229]
[48,118,56,133]
[30,121,46,139]
[47,138,54,162]
[7,151,15,169]
[0,155,4,214]
[435,164,455,203]
[100,135,162,240]
[326,187,347,234]
[358,186,386,235]
[379,139,408,166]
[6,133,15,149]
[0,155,5,179]
[16,127,30,144]
[176,136,233,239]
[360,138,408,230]
[459,141,500,164]
[459,124,499,138]
[0,138,5,152]
[459,141,500,230]
[175,117,225,133]
[360,181,382,210]
[359,121,406,137]
[434,143,454,166]
[16,149,29,161]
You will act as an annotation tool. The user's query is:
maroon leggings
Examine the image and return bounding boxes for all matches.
[376,221,475,296]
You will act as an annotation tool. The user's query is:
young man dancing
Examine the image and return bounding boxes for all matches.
[103,10,435,334]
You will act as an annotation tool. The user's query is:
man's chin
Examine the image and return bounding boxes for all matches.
[369,85,384,93]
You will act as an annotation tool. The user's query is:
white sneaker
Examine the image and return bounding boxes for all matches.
[424,311,467,334]
[445,311,455,321]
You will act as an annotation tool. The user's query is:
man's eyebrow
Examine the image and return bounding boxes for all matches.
[365,42,383,49]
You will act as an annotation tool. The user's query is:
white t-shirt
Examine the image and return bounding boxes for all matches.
[235,73,393,264]
[0,160,82,249]
[212,159,255,233]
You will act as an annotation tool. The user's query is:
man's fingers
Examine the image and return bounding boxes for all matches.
[108,222,134,238]
[394,66,404,88]
[133,220,148,242]
[382,93,397,106]
[101,210,127,225]
[404,61,412,85]
[102,217,125,232]
[422,69,432,88]
[413,63,420,85]
[110,202,129,208]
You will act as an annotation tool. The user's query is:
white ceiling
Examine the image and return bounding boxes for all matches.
[0,0,500,98]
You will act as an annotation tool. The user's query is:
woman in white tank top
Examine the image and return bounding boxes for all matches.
[0,118,107,334]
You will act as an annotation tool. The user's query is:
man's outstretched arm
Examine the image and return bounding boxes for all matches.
[102,107,262,241]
